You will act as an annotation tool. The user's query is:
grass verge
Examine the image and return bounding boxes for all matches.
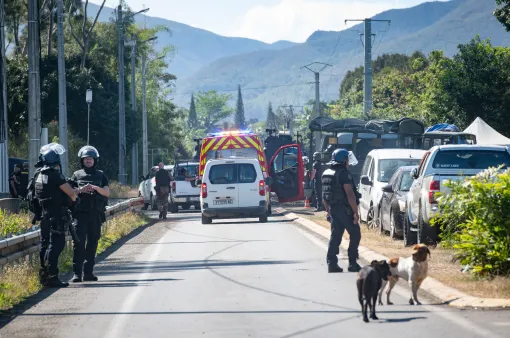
[0,211,150,311]
[0,209,32,238]
[109,181,139,199]
[283,205,510,300]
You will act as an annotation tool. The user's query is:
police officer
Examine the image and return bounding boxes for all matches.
[155,162,173,219]
[311,152,324,212]
[35,143,78,287]
[18,162,30,199]
[70,146,110,283]
[9,164,22,198]
[321,148,362,273]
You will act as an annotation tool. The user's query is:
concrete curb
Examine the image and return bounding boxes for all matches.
[276,207,510,309]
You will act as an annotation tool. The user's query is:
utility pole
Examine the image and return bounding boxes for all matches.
[57,0,68,175]
[117,4,126,184]
[141,52,162,176]
[0,0,8,193]
[117,5,149,185]
[126,37,138,186]
[28,0,41,178]
[301,62,331,153]
[345,18,390,118]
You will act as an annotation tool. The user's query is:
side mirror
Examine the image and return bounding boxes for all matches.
[265,177,274,185]
[411,168,418,179]
[382,184,393,193]
[360,175,372,186]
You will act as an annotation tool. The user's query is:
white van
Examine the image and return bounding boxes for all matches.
[359,149,426,228]
[200,158,272,224]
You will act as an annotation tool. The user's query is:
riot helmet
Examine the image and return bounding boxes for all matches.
[40,143,66,170]
[328,148,358,166]
[313,152,321,161]
[78,145,100,168]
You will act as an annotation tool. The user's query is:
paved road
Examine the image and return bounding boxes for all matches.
[1,210,508,338]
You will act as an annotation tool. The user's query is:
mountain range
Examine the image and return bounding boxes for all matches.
[90,0,510,120]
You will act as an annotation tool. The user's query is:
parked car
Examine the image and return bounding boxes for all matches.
[358,149,426,228]
[406,145,510,244]
[169,162,200,213]
[200,158,272,224]
[378,166,417,241]
[138,165,174,210]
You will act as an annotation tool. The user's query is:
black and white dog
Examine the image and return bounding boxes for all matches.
[356,260,392,323]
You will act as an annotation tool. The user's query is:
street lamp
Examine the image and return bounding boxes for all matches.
[117,4,150,185]
[142,54,164,176]
[125,35,157,185]
[86,89,92,144]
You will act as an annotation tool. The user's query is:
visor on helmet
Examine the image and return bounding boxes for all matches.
[40,143,66,155]
[348,151,358,166]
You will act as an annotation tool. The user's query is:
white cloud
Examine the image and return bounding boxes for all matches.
[232,0,429,43]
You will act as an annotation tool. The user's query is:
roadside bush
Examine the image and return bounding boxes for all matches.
[108,181,132,198]
[432,167,510,277]
[0,210,32,237]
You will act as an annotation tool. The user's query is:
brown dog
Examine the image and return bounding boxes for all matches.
[378,244,431,306]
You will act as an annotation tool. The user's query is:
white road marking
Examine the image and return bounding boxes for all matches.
[103,226,167,338]
[293,223,500,338]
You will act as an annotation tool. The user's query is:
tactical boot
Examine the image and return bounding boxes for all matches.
[348,262,362,272]
[38,267,49,286]
[328,264,343,273]
[46,276,69,288]
[83,274,98,282]
[72,274,83,283]
[159,211,163,219]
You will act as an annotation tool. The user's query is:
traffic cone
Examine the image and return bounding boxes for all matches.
[304,198,311,208]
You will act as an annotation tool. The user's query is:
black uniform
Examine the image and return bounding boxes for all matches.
[70,168,109,277]
[35,167,70,279]
[19,167,29,199]
[322,166,361,267]
[9,172,20,198]
[313,160,323,210]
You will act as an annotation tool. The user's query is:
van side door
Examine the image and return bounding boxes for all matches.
[268,144,304,203]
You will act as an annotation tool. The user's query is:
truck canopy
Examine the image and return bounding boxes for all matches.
[309,116,425,135]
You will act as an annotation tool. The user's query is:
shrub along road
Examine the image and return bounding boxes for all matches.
[0,210,508,337]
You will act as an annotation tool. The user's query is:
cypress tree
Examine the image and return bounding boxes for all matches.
[188,93,198,129]
[234,85,246,129]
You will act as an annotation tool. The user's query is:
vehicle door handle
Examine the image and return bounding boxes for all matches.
[227,187,236,190]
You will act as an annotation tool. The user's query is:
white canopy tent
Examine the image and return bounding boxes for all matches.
[464,117,510,145]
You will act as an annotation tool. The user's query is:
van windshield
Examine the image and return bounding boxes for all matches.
[209,163,257,184]
[378,159,421,182]
[432,150,510,169]
[205,148,258,161]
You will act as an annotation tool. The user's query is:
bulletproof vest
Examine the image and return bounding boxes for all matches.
[322,167,361,206]
[35,168,67,212]
[73,168,107,213]
[313,161,322,182]
[27,168,43,216]
[19,171,29,198]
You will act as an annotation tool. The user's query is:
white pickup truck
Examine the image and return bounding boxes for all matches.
[405,145,510,245]
[139,165,174,210]
[169,162,200,213]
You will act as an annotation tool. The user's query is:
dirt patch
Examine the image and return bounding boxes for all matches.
[283,205,510,300]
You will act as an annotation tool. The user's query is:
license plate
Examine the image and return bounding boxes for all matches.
[190,197,199,201]
[213,199,233,205]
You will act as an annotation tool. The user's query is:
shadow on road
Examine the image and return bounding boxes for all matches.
[95,259,302,276]
[123,239,269,245]
[382,316,427,323]
[211,219,296,225]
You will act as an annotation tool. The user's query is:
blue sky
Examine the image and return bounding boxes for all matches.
[91,0,445,43]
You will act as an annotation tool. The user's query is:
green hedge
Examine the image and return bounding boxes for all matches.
[432,167,510,277]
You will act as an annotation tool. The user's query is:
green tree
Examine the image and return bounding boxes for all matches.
[265,101,278,130]
[494,0,510,31]
[188,93,198,129]
[234,85,246,129]
[195,90,234,132]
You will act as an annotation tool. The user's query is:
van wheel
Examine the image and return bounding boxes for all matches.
[201,214,212,224]
[403,209,417,247]
[259,215,268,223]
[170,203,178,214]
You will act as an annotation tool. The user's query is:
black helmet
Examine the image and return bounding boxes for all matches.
[78,146,99,168]
[328,148,349,166]
[39,143,66,170]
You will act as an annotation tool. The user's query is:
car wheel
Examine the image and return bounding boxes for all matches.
[259,215,268,223]
[403,207,417,247]
[389,210,397,240]
[378,207,385,234]
[418,205,436,245]
[201,214,212,224]
[267,203,272,216]
[170,203,178,214]
[150,194,157,211]
[367,204,377,230]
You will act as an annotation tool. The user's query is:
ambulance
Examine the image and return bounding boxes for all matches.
[197,130,305,203]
